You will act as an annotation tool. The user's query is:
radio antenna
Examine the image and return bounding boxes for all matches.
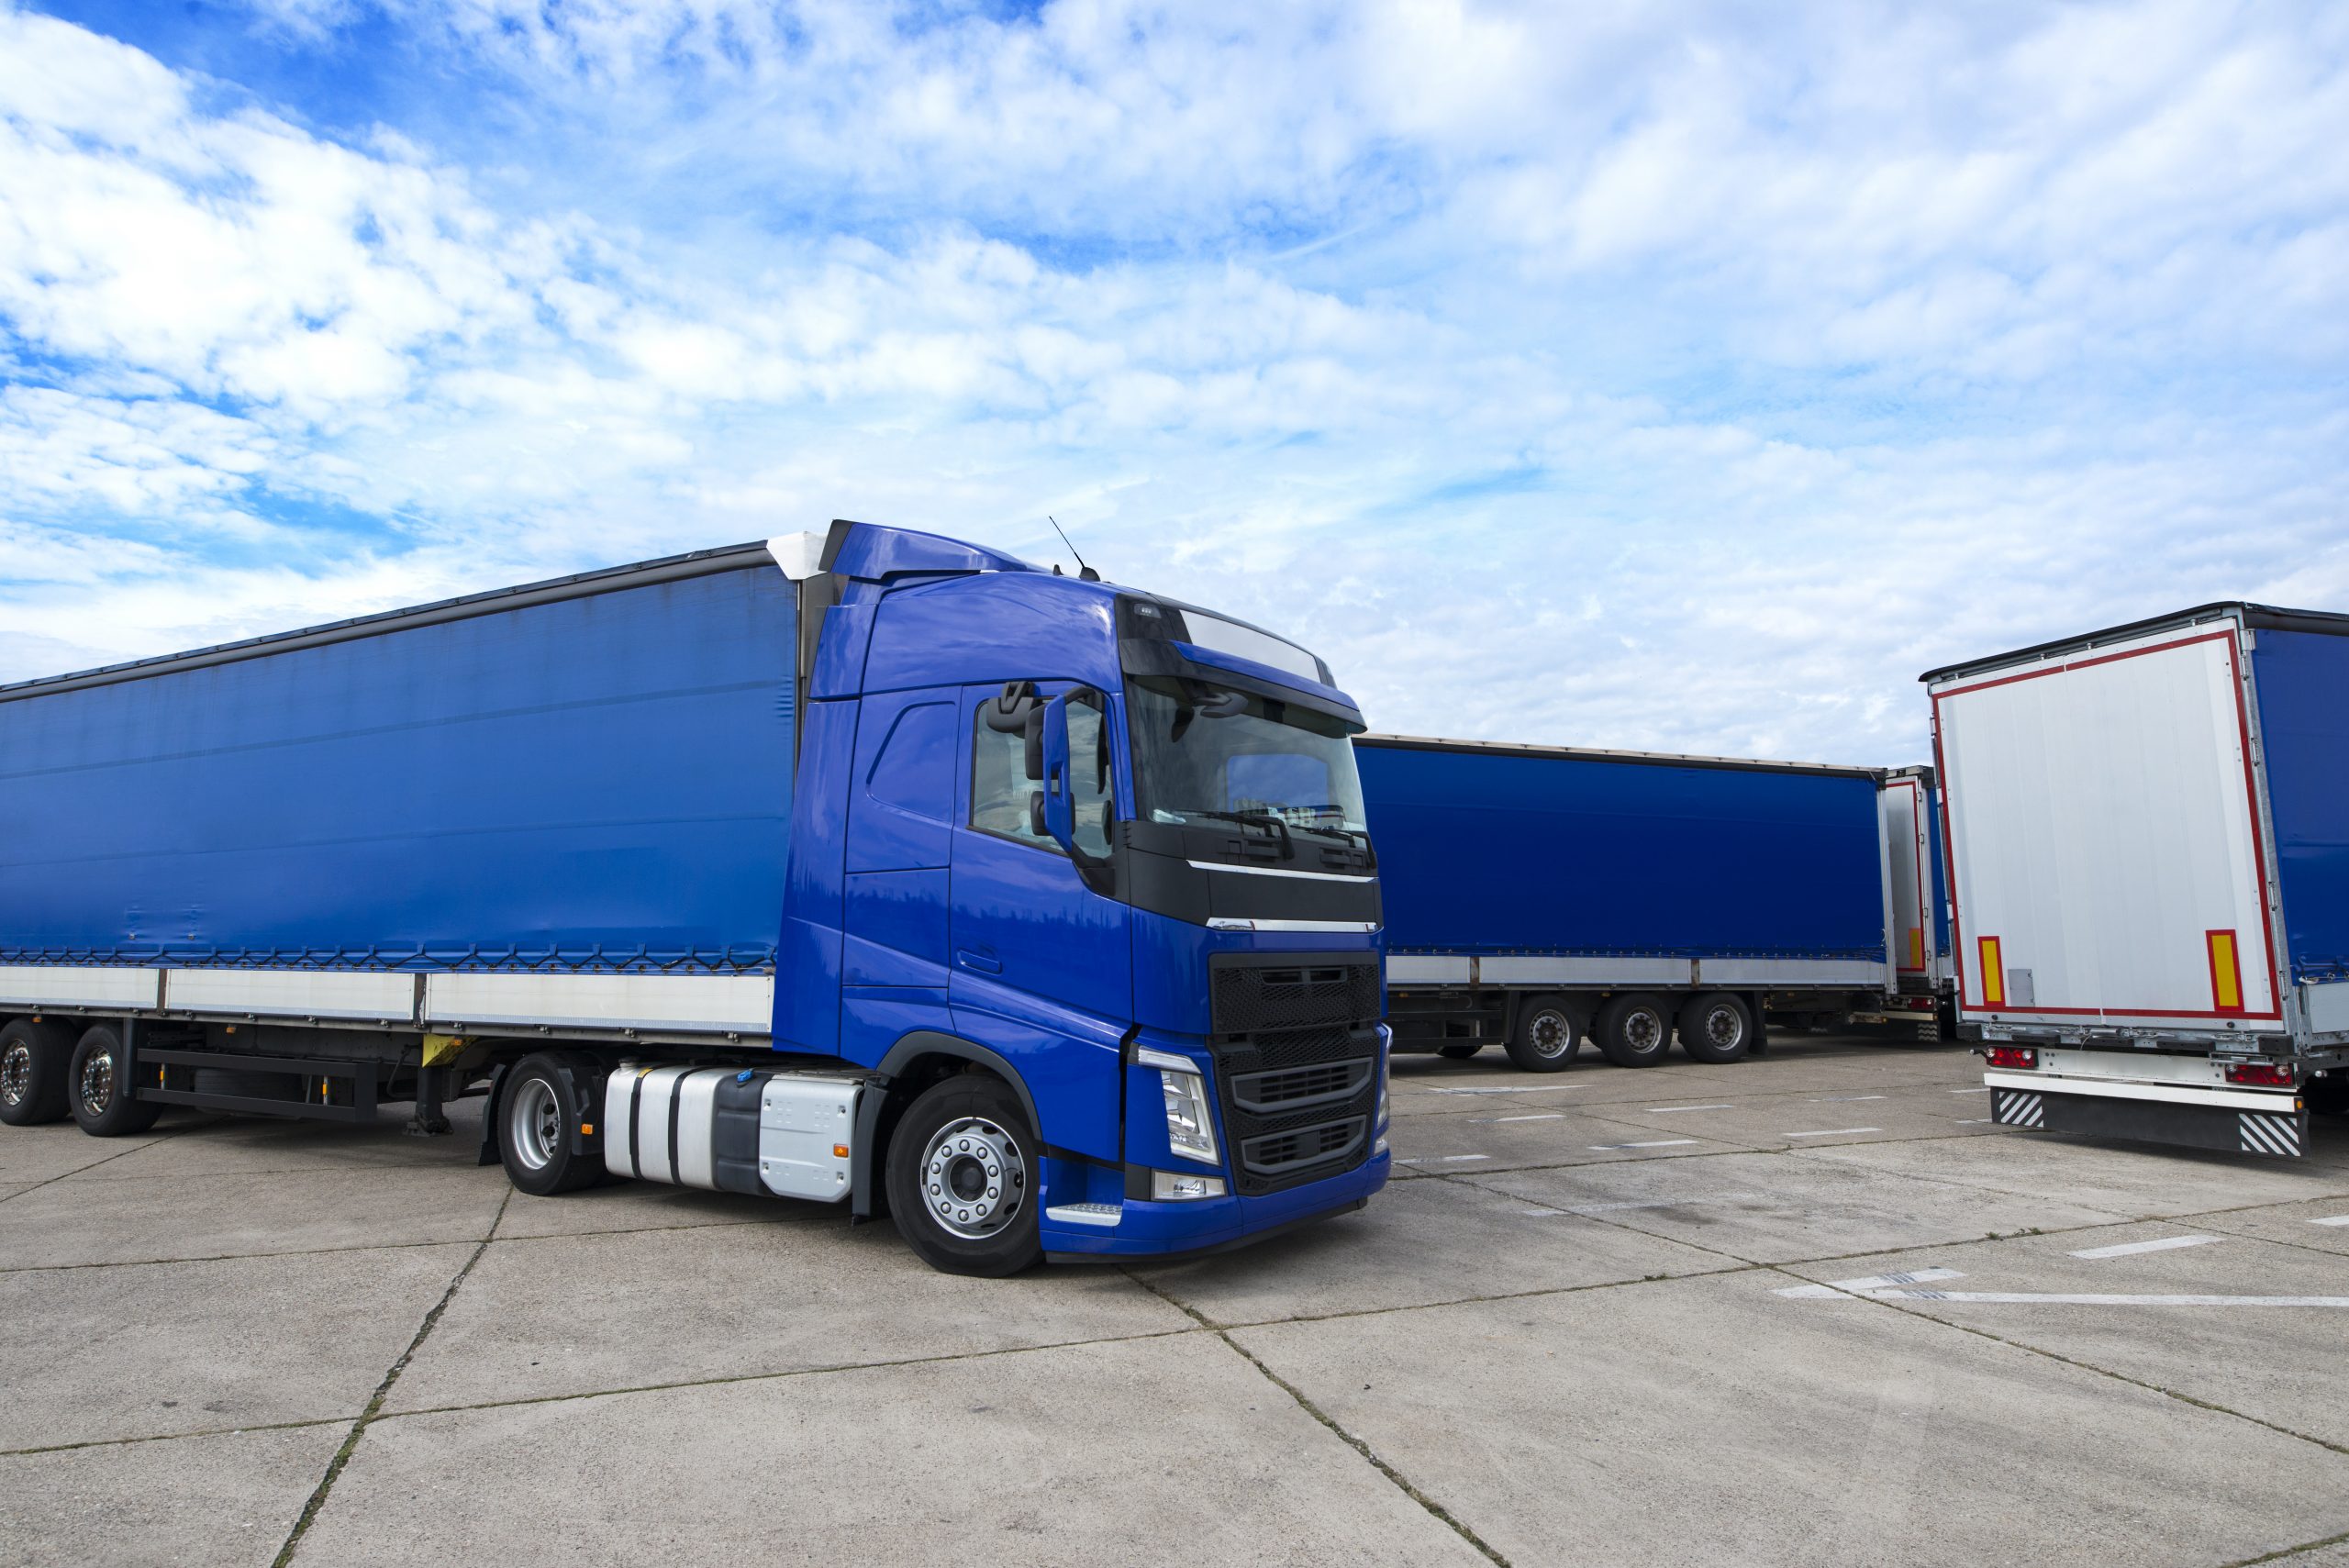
[1049,516,1099,582]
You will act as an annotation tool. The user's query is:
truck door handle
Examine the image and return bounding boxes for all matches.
[956,949,1002,974]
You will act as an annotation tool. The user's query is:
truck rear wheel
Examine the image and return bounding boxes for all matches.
[1505,996,1581,1073]
[1677,993,1753,1063]
[886,1076,1042,1277]
[1595,995,1673,1068]
[0,1018,72,1126]
[497,1053,607,1196]
[67,1025,162,1137]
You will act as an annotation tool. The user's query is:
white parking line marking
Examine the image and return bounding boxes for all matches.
[1786,1128,1881,1138]
[1397,1154,1494,1165]
[1877,1290,2349,1307]
[1954,1118,1994,1125]
[1428,1085,1583,1095]
[1471,1113,1565,1123]
[1776,1268,2349,1308]
[1949,1087,1992,1095]
[1810,1095,1887,1102]
[1776,1268,1965,1299]
[1647,1104,1734,1113]
[2311,1216,2349,1228]
[1588,1140,1699,1151]
[2069,1235,2222,1259]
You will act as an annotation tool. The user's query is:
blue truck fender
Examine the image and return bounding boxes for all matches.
[852,1031,1046,1220]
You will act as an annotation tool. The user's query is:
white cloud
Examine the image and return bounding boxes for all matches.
[0,0,2343,769]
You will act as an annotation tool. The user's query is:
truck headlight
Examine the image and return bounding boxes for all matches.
[1137,1046,1219,1165]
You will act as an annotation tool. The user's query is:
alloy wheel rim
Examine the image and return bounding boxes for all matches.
[0,1043,29,1106]
[78,1050,114,1118]
[921,1116,1027,1240]
[508,1078,562,1172]
[1529,1010,1572,1058]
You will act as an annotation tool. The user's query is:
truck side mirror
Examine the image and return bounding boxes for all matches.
[1038,695,1074,851]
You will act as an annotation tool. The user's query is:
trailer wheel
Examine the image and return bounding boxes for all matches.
[0,1018,72,1126]
[67,1026,162,1137]
[1438,1043,1484,1061]
[1677,994,1753,1063]
[885,1076,1042,1277]
[1595,995,1673,1068]
[1505,996,1581,1073]
[497,1053,607,1196]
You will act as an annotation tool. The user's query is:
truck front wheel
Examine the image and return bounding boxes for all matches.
[1677,994,1753,1063]
[1505,997,1581,1073]
[1596,995,1673,1068]
[67,1025,162,1137]
[886,1076,1042,1277]
[497,1053,607,1196]
[0,1018,72,1126]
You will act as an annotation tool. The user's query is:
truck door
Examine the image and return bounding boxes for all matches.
[948,682,1130,1161]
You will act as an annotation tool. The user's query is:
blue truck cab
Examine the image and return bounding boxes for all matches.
[778,521,1391,1269]
[0,519,1390,1275]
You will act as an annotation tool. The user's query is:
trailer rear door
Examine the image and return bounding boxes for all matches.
[1932,618,2281,1031]
[1881,773,1939,987]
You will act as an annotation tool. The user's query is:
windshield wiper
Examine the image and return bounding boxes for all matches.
[1179,808,1296,857]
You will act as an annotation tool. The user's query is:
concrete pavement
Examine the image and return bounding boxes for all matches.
[2,1033,2344,1567]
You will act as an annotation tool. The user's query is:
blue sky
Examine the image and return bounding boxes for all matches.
[2,0,2343,763]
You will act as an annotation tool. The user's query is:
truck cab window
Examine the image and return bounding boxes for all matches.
[1065,695,1114,859]
[969,688,1116,856]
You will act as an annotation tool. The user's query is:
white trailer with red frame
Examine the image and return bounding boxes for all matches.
[1926,603,2349,1157]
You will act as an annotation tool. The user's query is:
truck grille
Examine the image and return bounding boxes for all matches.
[1208,955,1382,1195]
[1210,962,1381,1036]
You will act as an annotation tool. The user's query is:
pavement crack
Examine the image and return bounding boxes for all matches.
[0,1417,350,1458]
[370,1325,1208,1423]
[271,1188,510,1567]
[2221,1527,2349,1566]
[1121,1268,1511,1567]
[0,1129,184,1204]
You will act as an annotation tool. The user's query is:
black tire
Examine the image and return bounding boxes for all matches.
[0,1018,73,1126]
[886,1075,1042,1277]
[1438,1043,1484,1061]
[67,1025,163,1137]
[496,1053,607,1196]
[1677,993,1753,1064]
[1505,995,1581,1073]
[1595,994,1673,1068]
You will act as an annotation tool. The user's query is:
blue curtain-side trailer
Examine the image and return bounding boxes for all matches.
[0,522,1393,1273]
[1354,734,1896,1072]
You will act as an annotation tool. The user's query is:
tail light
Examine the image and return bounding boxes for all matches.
[1986,1046,2038,1070]
[2225,1062,2294,1088]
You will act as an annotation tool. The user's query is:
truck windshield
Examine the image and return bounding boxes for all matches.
[1126,675,1367,833]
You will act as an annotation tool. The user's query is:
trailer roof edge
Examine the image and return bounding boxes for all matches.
[1918,601,2349,684]
[1353,732,1887,781]
[0,540,777,704]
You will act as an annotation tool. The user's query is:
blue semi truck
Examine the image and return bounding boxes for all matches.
[1355,734,1897,1071]
[0,522,1391,1273]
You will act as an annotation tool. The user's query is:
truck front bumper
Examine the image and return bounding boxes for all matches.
[1984,1070,2306,1157]
[1039,1149,1393,1261]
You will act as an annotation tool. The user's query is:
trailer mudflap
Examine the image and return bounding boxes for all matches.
[1992,1086,2305,1157]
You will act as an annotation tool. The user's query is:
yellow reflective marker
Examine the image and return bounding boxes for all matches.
[2208,929,2243,1012]
[1978,937,2005,1007]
